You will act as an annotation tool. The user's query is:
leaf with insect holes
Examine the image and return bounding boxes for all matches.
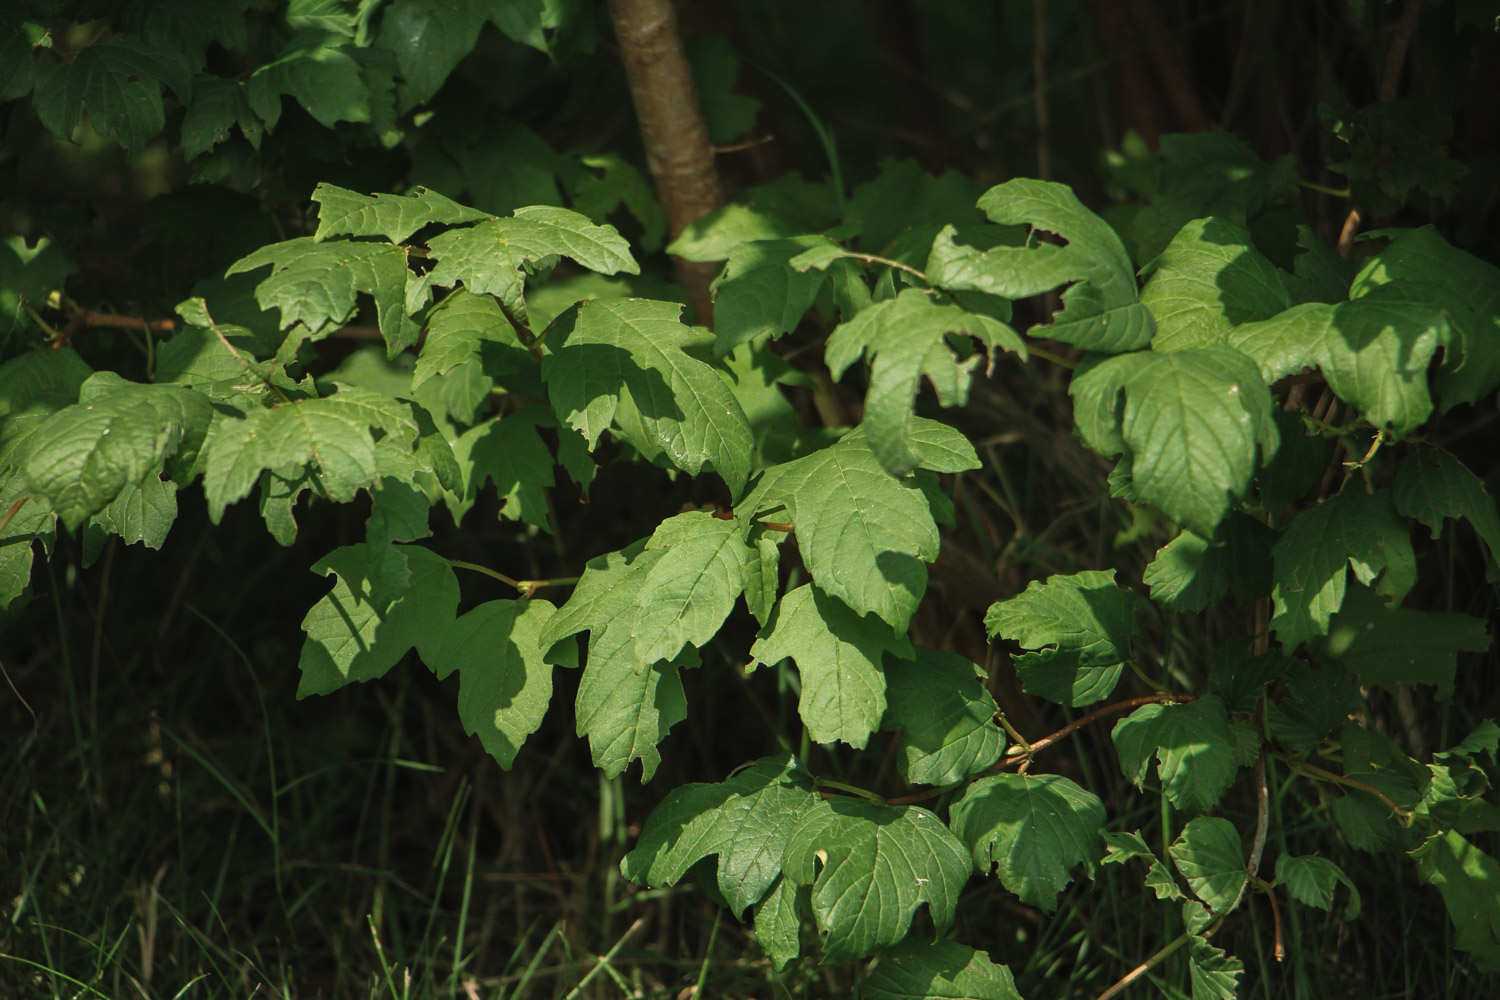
[423,599,576,769]
[296,543,460,696]
[1270,486,1414,648]
[1070,345,1278,537]
[825,288,1024,477]
[964,178,1154,352]
[312,182,489,243]
[1113,697,1238,811]
[949,772,1106,910]
[18,373,211,531]
[781,798,971,961]
[619,754,821,916]
[883,647,1006,785]
[426,206,637,325]
[751,584,912,749]
[542,297,753,497]
[864,938,1022,1000]
[1139,216,1291,352]
[227,237,421,355]
[984,570,1142,707]
[738,427,941,630]
[1169,817,1246,913]
[1226,284,1449,437]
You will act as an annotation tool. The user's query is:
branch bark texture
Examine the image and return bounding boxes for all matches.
[607,0,723,325]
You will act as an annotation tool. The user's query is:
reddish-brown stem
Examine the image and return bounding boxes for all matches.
[0,496,28,536]
[1267,882,1286,962]
[1285,758,1413,820]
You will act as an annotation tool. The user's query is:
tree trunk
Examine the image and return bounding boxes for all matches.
[607,0,723,327]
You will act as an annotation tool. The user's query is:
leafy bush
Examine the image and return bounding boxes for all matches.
[3,1,1498,997]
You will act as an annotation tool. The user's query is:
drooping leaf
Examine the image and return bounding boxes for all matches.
[620,755,821,916]
[753,876,806,970]
[964,178,1154,352]
[426,206,637,324]
[88,475,178,550]
[984,570,1142,707]
[1168,817,1246,914]
[1275,855,1361,919]
[1324,585,1488,698]
[0,477,55,610]
[1226,284,1449,437]
[633,510,755,666]
[1113,696,1237,811]
[782,798,971,960]
[1101,831,1183,901]
[375,0,489,108]
[864,938,1022,1000]
[825,288,1024,476]
[227,237,421,354]
[246,36,371,130]
[738,428,940,630]
[542,297,753,497]
[752,584,911,749]
[711,236,837,355]
[18,373,211,531]
[424,599,574,768]
[883,648,1005,785]
[296,543,460,696]
[1139,216,1291,352]
[180,77,264,159]
[1270,486,1414,648]
[1349,226,1500,408]
[0,347,92,472]
[1393,445,1500,575]
[1070,345,1277,537]
[1412,830,1500,972]
[32,36,191,152]
[313,182,489,244]
[444,406,555,530]
[949,772,1106,910]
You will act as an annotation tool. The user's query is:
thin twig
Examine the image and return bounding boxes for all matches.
[0,496,28,536]
[448,560,578,599]
[1095,930,1192,1000]
[1284,758,1413,820]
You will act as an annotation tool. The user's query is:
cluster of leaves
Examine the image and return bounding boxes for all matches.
[3,3,1500,997]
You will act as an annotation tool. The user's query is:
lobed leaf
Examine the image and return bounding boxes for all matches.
[1139,216,1291,352]
[883,648,1006,785]
[1112,697,1237,811]
[312,182,489,243]
[1393,445,1500,576]
[1168,817,1246,913]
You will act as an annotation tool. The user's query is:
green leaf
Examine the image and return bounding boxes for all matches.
[539,541,701,780]
[1412,830,1500,972]
[782,798,970,960]
[883,648,1005,785]
[1140,216,1291,352]
[201,384,428,524]
[1188,936,1243,1000]
[1113,697,1237,811]
[0,346,91,472]
[738,428,940,630]
[983,570,1142,707]
[247,36,371,130]
[1226,285,1449,437]
[376,0,487,108]
[449,407,556,530]
[620,755,821,916]
[684,33,761,145]
[227,237,420,354]
[424,599,573,768]
[1266,663,1360,750]
[89,475,178,550]
[18,373,211,531]
[180,78,264,159]
[906,418,982,474]
[0,17,38,102]
[949,773,1106,910]
[1275,855,1361,919]
[1101,831,1183,901]
[753,876,805,970]
[542,298,753,497]
[1168,817,1246,913]
[1070,346,1277,537]
[710,236,837,355]
[32,37,191,152]
[1393,445,1500,576]
[1350,226,1500,409]
[296,543,460,696]
[634,510,755,665]
[824,289,1023,477]
[969,178,1154,352]
[849,160,985,254]
[426,206,638,325]
[1144,517,1273,612]
[312,182,489,244]
[864,938,1022,1000]
[751,584,910,749]
[411,289,522,419]
[1324,586,1488,698]
[1270,487,1414,649]
[0,477,55,610]
[669,199,819,263]
[1,236,76,339]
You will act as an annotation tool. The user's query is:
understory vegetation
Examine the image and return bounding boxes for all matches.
[3,2,1499,998]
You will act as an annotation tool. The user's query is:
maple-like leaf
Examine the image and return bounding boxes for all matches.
[312,182,489,244]
[883,647,1006,785]
[1113,696,1237,811]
